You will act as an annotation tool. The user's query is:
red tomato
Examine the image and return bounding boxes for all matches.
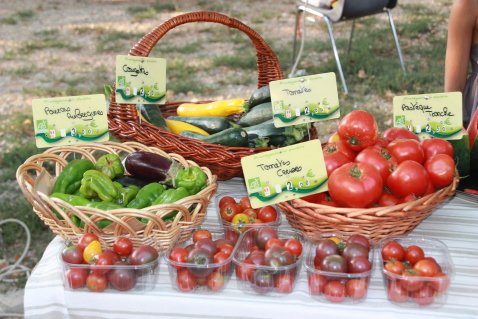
[346,279,368,299]
[192,228,212,243]
[113,237,133,257]
[169,247,189,270]
[235,259,254,281]
[90,252,113,275]
[396,194,418,204]
[413,259,437,277]
[376,191,400,207]
[337,110,379,151]
[64,268,88,289]
[421,138,454,160]
[300,192,326,203]
[386,139,425,164]
[328,162,383,208]
[400,269,425,292]
[374,135,389,148]
[327,132,341,143]
[308,273,327,295]
[381,241,405,261]
[387,160,429,198]
[355,146,398,183]
[257,206,278,223]
[316,196,340,207]
[423,176,437,196]
[284,238,303,257]
[323,141,357,161]
[412,285,435,306]
[324,281,347,302]
[220,202,240,222]
[387,281,410,303]
[206,272,224,291]
[382,127,420,143]
[384,259,406,277]
[430,272,450,293]
[77,233,99,252]
[86,273,108,292]
[239,196,252,209]
[424,154,456,189]
[274,273,295,293]
[176,268,197,292]
[218,196,236,208]
[324,151,352,176]
[404,245,425,266]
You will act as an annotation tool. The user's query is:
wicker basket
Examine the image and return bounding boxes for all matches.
[108,11,317,181]
[276,177,458,242]
[16,141,218,249]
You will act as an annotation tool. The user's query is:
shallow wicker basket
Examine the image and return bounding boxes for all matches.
[16,141,218,249]
[276,177,458,242]
[108,11,317,181]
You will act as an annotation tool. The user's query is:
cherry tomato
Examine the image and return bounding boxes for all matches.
[421,138,454,160]
[376,191,400,207]
[206,271,225,291]
[257,206,278,223]
[413,259,437,277]
[246,250,266,265]
[323,140,357,161]
[382,127,420,143]
[216,243,234,256]
[396,194,418,204]
[254,226,278,250]
[308,273,327,295]
[430,272,450,293]
[424,154,456,189]
[265,238,284,251]
[176,268,197,292]
[194,237,217,255]
[113,237,133,257]
[342,243,369,262]
[62,244,84,264]
[107,263,137,291]
[250,269,274,293]
[64,268,88,289]
[264,245,294,267]
[404,245,425,266]
[86,272,108,292]
[220,202,240,222]
[169,247,189,270]
[231,213,250,232]
[384,259,406,278]
[192,228,212,243]
[337,110,379,151]
[346,234,370,251]
[321,254,348,274]
[381,241,405,261]
[239,196,252,209]
[218,196,236,208]
[224,229,240,246]
[387,281,410,303]
[102,249,122,264]
[315,239,340,261]
[328,162,383,208]
[324,281,347,302]
[187,248,214,278]
[274,273,295,294]
[90,252,113,275]
[77,233,99,252]
[355,146,398,183]
[348,256,372,274]
[386,139,425,164]
[129,245,159,265]
[400,269,425,292]
[284,238,303,257]
[423,256,442,273]
[412,285,435,306]
[213,251,231,273]
[374,135,389,148]
[387,160,429,198]
[346,279,368,299]
[328,132,341,143]
[324,151,352,176]
[83,240,102,264]
[242,208,258,220]
[235,259,254,281]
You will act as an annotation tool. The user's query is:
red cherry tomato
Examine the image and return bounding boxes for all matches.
[404,245,425,266]
[77,233,99,252]
[274,273,295,294]
[387,281,410,303]
[113,237,133,257]
[64,268,88,289]
[90,252,113,275]
[86,272,108,292]
[346,279,368,299]
[400,269,425,292]
[337,110,379,151]
[324,281,347,302]
[235,259,255,281]
[176,268,197,292]
[308,273,327,295]
[413,259,437,277]
[283,238,303,257]
[220,202,240,222]
[192,228,213,243]
[381,241,405,261]
[430,272,450,293]
[257,206,278,223]
[218,196,236,208]
[239,196,252,209]
[169,247,189,270]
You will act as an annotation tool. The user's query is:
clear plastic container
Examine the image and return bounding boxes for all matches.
[59,235,162,293]
[214,191,282,231]
[304,232,375,304]
[378,235,455,307]
[164,225,242,293]
[232,227,307,296]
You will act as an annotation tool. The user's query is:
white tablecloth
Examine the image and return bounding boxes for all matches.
[24,178,478,319]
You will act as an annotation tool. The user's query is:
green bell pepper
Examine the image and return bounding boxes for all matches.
[174,166,208,195]
[79,170,120,202]
[49,193,91,220]
[113,185,140,207]
[126,182,166,209]
[51,159,95,194]
[146,187,190,222]
[95,154,125,180]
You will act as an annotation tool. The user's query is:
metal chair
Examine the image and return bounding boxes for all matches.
[292,0,406,94]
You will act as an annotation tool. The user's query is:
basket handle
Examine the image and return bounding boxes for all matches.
[128,11,284,88]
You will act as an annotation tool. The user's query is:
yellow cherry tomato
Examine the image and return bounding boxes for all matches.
[231,213,250,233]
[83,240,102,264]
[328,237,342,244]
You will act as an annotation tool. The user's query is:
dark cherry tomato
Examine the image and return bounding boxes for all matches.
[264,245,294,267]
[381,241,405,261]
[246,250,266,266]
[129,245,159,265]
[218,196,236,208]
[321,254,348,274]
[346,279,368,299]
[206,271,225,291]
[274,273,295,294]
[412,285,435,306]
[308,273,327,295]
[194,238,218,255]
[77,233,99,252]
[90,252,113,275]
[404,245,425,266]
[62,244,84,264]
[257,206,278,223]
[324,281,347,302]
[235,259,254,281]
[250,269,274,293]
[187,247,214,278]
[192,228,213,243]
[86,272,108,292]
[176,268,197,292]
[225,229,240,246]
[387,281,410,303]
[348,256,372,274]
[113,237,133,257]
[107,262,137,291]
[315,239,339,261]
[346,234,370,251]
[64,268,88,289]
[254,226,278,250]
[342,243,369,262]
[284,238,303,257]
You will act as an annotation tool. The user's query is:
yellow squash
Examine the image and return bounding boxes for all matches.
[177,99,248,117]
[165,119,210,135]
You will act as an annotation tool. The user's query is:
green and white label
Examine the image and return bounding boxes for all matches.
[270,73,340,128]
[115,55,166,104]
[241,139,328,209]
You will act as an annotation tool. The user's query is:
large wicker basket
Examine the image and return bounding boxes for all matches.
[16,141,218,249]
[108,11,317,181]
[276,177,458,242]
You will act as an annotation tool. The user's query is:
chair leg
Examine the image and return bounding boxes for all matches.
[291,9,301,69]
[347,19,356,55]
[386,8,406,76]
[324,16,348,94]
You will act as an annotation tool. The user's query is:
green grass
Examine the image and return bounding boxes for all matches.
[96,30,145,53]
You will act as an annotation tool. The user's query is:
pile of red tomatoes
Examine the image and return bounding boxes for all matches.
[303,110,456,208]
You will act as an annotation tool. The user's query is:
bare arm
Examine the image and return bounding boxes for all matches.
[444,0,478,93]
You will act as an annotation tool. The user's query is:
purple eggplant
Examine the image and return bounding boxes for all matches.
[124,151,181,186]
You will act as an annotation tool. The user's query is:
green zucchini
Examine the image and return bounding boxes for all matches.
[137,104,170,132]
[243,120,309,145]
[237,102,273,127]
[167,116,240,134]
[179,128,249,147]
[248,85,271,109]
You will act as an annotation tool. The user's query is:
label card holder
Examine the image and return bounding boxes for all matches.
[392,92,463,140]
[270,73,340,128]
[241,139,328,209]
[32,94,109,148]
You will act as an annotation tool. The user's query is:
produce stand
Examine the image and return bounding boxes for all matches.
[23,178,478,319]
